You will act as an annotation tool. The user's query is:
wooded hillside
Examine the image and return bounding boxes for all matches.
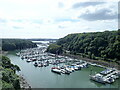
[1,56,21,89]
[2,39,37,51]
[47,30,120,63]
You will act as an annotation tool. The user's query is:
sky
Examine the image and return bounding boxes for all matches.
[0,0,119,39]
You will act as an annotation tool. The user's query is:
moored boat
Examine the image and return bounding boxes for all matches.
[90,74,106,84]
[26,59,32,62]
[51,68,61,74]
[34,62,38,67]
[65,70,71,75]
[105,77,115,84]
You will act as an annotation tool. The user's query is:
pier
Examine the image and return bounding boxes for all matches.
[6,41,120,88]
[90,68,120,84]
[103,70,119,79]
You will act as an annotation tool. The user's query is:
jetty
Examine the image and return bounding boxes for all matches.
[90,68,120,84]
[16,42,120,84]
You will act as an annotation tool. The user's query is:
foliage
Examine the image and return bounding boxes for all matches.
[2,39,37,51]
[2,81,14,89]
[2,56,20,72]
[1,56,21,89]
[46,44,63,54]
[49,30,119,62]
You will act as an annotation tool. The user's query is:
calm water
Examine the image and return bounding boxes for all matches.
[6,54,120,88]
[6,42,120,88]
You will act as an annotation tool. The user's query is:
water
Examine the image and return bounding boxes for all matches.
[6,54,120,88]
[32,41,49,44]
[6,43,120,88]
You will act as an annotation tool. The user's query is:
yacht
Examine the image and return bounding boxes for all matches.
[51,68,61,74]
[26,59,32,62]
[90,73,106,84]
[34,62,38,67]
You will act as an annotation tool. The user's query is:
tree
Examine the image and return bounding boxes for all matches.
[2,39,37,51]
[47,44,63,54]
[49,30,119,62]
[2,56,21,89]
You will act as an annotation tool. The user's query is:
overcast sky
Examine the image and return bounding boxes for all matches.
[0,0,118,39]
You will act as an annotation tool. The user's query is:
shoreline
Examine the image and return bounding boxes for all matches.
[4,49,120,70]
[0,51,8,56]
[2,51,32,89]
[62,53,120,70]
[19,74,32,89]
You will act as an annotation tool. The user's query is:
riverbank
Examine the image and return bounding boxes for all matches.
[63,53,120,70]
[2,51,32,89]
[6,45,120,88]
[19,74,32,89]
[0,50,8,56]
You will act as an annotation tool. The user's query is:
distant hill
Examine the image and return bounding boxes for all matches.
[27,38,57,41]
[2,39,37,51]
[47,30,120,63]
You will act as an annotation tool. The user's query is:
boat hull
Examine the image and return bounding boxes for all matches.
[51,69,61,75]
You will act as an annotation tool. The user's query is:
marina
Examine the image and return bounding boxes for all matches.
[6,41,120,88]
[1,0,119,89]
[90,68,120,84]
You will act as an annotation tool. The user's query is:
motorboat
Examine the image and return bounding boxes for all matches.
[34,62,38,67]
[100,69,113,75]
[105,77,115,84]
[90,73,106,84]
[51,68,61,74]
[26,59,32,62]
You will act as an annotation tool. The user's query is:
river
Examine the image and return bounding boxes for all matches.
[6,41,120,88]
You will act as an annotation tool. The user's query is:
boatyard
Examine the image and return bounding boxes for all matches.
[6,41,120,88]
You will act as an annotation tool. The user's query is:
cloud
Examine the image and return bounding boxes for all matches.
[12,19,24,22]
[79,8,117,21]
[12,26,24,29]
[58,25,66,29]
[58,2,64,8]
[0,18,7,23]
[31,19,43,24]
[0,0,118,39]
[72,2,106,8]
[55,18,80,22]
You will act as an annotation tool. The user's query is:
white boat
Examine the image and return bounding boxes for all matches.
[90,63,97,66]
[70,67,75,72]
[90,74,106,84]
[61,69,66,74]
[100,69,113,75]
[51,68,61,74]
[79,65,84,68]
[69,67,74,72]
[26,59,32,62]
[65,68,72,73]
[105,77,115,84]
[16,52,20,56]
[76,65,81,70]
[74,66,78,70]
[38,63,43,67]
[110,75,119,79]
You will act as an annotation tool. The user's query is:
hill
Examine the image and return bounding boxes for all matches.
[47,30,120,63]
[2,39,37,51]
[1,56,21,89]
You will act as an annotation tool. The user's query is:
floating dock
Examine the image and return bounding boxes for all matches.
[90,68,120,84]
